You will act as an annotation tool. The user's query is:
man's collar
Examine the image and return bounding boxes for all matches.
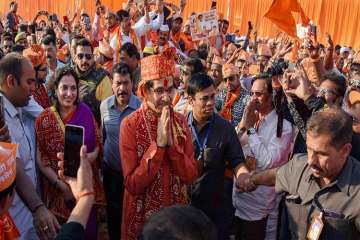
[1,93,19,118]
[112,94,139,110]
[307,157,353,196]
[261,109,276,124]
[335,157,353,196]
[190,111,214,126]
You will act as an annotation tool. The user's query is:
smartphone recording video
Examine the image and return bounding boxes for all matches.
[64,124,84,178]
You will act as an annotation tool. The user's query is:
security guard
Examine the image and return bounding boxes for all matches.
[238,108,360,239]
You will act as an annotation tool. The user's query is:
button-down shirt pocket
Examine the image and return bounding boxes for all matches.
[204,147,224,170]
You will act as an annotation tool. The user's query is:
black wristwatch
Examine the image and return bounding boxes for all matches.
[247,127,256,135]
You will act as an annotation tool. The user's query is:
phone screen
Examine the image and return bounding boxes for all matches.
[64,125,84,178]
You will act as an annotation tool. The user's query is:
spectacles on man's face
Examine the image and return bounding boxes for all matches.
[77,53,93,60]
[151,86,174,95]
[250,91,266,97]
[318,88,338,97]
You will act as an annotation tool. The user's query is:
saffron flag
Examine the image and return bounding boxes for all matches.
[264,0,310,38]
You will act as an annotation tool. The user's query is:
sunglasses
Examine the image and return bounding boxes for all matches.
[77,53,92,60]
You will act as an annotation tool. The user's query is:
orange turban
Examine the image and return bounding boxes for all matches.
[23,44,47,68]
[137,48,176,97]
[0,143,17,192]
[348,90,360,107]
[223,64,240,78]
[212,55,224,65]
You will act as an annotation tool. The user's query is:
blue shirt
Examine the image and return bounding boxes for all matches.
[1,94,38,236]
[100,94,141,172]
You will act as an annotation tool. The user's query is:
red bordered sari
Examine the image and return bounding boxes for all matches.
[35,102,105,220]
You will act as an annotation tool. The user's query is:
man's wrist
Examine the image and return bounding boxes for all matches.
[31,203,45,214]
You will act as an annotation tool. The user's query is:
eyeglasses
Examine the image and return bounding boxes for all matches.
[77,53,93,60]
[151,86,174,95]
[318,88,338,96]
[250,91,266,97]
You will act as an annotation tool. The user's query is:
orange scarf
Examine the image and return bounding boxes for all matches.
[220,87,241,121]
[115,28,139,63]
[172,92,182,106]
[0,212,20,240]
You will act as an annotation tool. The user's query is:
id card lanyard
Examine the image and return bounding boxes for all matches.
[189,112,212,161]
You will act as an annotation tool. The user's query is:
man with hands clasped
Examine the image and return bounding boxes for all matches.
[234,77,293,240]
[119,52,198,240]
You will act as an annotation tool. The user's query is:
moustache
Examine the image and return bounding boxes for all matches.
[117,91,128,96]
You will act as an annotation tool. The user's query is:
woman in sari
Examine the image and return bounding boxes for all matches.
[35,66,105,239]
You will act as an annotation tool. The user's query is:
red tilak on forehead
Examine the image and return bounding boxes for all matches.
[163,79,169,88]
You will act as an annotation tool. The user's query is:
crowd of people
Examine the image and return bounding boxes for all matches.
[1,0,360,239]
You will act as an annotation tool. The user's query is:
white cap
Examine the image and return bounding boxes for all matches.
[340,47,350,54]
[160,25,170,32]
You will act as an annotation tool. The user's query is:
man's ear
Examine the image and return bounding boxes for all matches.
[5,74,16,89]
[188,95,194,106]
[340,143,352,159]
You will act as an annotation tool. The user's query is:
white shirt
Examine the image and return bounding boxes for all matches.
[46,60,65,84]
[110,16,152,61]
[2,94,39,236]
[233,109,294,221]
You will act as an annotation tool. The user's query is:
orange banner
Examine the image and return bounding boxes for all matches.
[0,0,360,49]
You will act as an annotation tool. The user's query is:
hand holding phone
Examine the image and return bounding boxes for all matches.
[64,125,84,178]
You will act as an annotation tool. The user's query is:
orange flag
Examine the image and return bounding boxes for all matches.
[264,0,310,38]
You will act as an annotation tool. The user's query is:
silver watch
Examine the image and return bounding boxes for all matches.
[247,127,256,135]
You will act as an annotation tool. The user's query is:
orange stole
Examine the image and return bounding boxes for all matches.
[220,87,241,121]
[115,29,139,63]
[0,213,20,240]
[172,92,181,106]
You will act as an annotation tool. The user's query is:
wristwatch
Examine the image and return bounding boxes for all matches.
[247,127,256,135]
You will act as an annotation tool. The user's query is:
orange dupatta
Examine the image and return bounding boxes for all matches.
[220,86,241,121]
[115,28,139,63]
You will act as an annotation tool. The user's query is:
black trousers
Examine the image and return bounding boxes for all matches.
[235,216,268,240]
[102,162,124,240]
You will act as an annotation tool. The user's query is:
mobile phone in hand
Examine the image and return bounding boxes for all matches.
[64,124,84,178]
